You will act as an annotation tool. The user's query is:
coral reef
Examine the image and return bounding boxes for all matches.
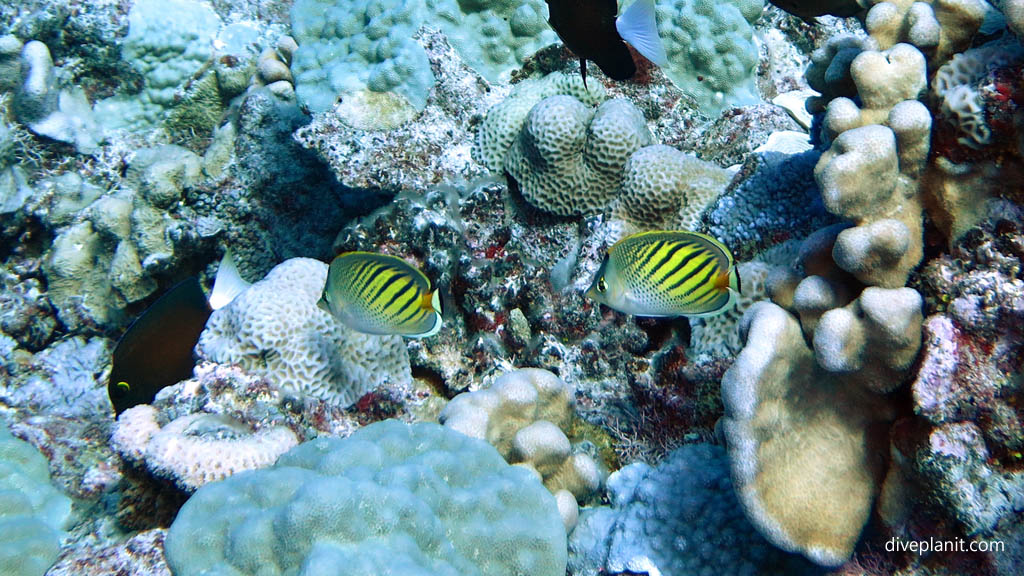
[569,443,818,576]
[0,423,73,576]
[196,257,412,406]
[1,0,1023,574]
[165,420,567,576]
[440,368,606,530]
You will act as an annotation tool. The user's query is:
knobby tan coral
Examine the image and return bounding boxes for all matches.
[439,368,605,530]
[721,301,896,567]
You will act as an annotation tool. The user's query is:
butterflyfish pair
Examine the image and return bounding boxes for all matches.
[319,252,443,339]
[545,0,669,87]
[108,250,251,415]
[586,230,742,318]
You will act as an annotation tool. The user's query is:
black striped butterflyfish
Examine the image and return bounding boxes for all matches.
[319,252,443,338]
[545,0,668,87]
[586,230,742,318]
[108,250,250,415]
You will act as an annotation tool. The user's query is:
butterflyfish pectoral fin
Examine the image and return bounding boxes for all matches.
[209,248,251,310]
[616,0,669,67]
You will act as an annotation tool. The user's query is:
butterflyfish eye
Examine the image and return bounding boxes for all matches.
[597,277,607,292]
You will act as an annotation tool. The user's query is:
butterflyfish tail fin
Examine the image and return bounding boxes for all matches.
[208,248,251,310]
[616,0,669,68]
[408,289,443,339]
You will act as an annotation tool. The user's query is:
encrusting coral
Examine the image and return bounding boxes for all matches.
[111,404,299,492]
[42,145,201,329]
[439,368,605,530]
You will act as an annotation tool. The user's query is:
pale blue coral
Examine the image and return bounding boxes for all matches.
[653,0,764,112]
[291,0,557,114]
[0,424,73,576]
[165,420,566,576]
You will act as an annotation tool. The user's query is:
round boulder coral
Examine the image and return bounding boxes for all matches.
[165,420,567,576]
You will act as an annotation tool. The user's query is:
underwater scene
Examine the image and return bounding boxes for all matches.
[1,0,1023,574]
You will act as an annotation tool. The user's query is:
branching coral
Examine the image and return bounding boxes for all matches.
[862,0,987,69]
[721,300,904,566]
[811,40,932,288]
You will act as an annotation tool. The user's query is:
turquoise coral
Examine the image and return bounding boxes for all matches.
[653,0,764,112]
[0,424,73,576]
[290,0,557,114]
[165,420,566,576]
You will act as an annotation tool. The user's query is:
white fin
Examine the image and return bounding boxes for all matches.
[615,0,669,68]
[208,249,251,310]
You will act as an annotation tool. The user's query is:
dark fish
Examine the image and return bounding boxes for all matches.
[586,230,742,318]
[108,251,249,415]
[545,0,668,86]
[108,278,211,415]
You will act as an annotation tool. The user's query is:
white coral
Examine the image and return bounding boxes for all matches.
[196,258,412,406]
[112,405,299,491]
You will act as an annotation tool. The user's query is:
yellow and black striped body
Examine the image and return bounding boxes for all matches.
[586,230,741,318]
[321,252,442,338]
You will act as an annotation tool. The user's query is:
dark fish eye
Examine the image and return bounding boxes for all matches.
[598,277,607,292]
[117,381,130,391]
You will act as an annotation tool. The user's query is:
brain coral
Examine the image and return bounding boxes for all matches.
[612,144,733,232]
[0,424,73,576]
[504,96,652,216]
[165,420,567,576]
[474,72,605,171]
[196,257,412,406]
